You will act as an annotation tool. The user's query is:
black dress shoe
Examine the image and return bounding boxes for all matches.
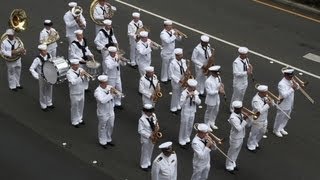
[179,144,187,149]
[85,89,91,93]
[115,105,123,110]
[100,144,107,149]
[141,167,149,172]
[161,81,168,84]
[225,169,235,174]
[73,124,80,128]
[41,108,48,112]
[47,105,55,109]
[10,88,18,92]
[186,142,191,145]
[17,86,23,89]
[199,94,205,97]
[247,147,257,153]
[107,142,115,146]
[234,166,239,171]
[148,165,152,169]
[170,110,178,115]
[80,121,85,125]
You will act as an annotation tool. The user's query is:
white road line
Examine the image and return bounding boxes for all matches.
[303,53,320,63]
[114,0,320,80]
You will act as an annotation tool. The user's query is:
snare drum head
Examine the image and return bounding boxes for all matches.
[43,61,58,84]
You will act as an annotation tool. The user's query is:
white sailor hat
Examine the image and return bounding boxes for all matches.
[132,12,140,18]
[282,68,294,74]
[200,35,210,42]
[74,29,83,35]
[238,47,249,54]
[44,20,52,25]
[145,66,154,72]
[108,46,117,53]
[164,20,173,25]
[159,141,173,149]
[103,19,112,26]
[69,59,80,65]
[174,48,183,55]
[5,29,14,35]
[208,65,221,71]
[257,85,268,92]
[143,104,153,110]
[38,44,47,51]
[197,123,211,133]
[98,75,108,82]
[232,101,243,108]
[68,2,77,7]
[187,79,197,87]
[139,31,148,37]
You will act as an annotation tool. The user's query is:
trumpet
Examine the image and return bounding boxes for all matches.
[242,107,260,120]
[151,122,163,144]
[110,87,125,98]
[173,28,188,38]
[80,69,94,80]
[150,40,163,50]
[152,82,162,102]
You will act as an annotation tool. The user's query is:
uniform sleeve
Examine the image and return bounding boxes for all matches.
[180,91,188,106]
[106,59,117,70]
[111,34,118,44]
[278,82,294,99]
[173,154,178,180]
[139,78,152,98]
[233,61,247,77]
[230,117,247,132]
[80,15,86,28]
[137,42,152,55]
[0,42,11,57]
[138,119,151,138]
[127,23,136,37]
[192,142,211,160]
[194,92,202,105]
[205,79,219,95]
[252,99,269,114]
[94,32,105,50]
[151,158,160,180]
[70,43,82,60]
[191,48,203,68]
[29,58,40,80]
[160,32,176,44]
[94,90,113,104]
[169,63,180,84]
[39,31,46,43]
[64,13,77,28]
[67,71,82,85]
[93,7,104,20]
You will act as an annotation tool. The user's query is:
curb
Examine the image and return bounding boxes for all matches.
[270,0,320,15]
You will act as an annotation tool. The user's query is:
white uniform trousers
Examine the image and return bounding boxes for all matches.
[230,85,248,111]
[39,77,53,109]
[160,53,173,82]
[98,112,115,145]
[204,104,219,127]
[273,109,291,133]
[140,139,154,168]
[247,121,266,150]
[195,68,206,94]
[70,93,84,125]
[170,82,181,111]
[6,60,21,89]
[179,110,195,145]
[226,138,243,171]
[129,41,137,66]
[191,164,210,180]
[108,77,122,106]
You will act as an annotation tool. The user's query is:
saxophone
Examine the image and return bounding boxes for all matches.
[151,122,163,144]
[181,59,194,87]
[152,82,162,102]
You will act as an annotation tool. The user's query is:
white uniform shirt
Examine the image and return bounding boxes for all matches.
[233,57,249,88]
[228,112,248,140]
[160,29,177,54]
[66,68,85,95]
[63,11,86,37]
[278,78,295,110]
[252,93,270,123]
[94,85,114,116]
[94,28,118,50]
[70,38,93,60]
[127,20,143,44]
[93,3,108,22]
[29,54,51,80]
[151,152,177,180]
[169,59,187,84]
[39,28,58,49]
[180,89,201,113]
[191,135,211,167]
[104,55,126,78]
[136,39,152,62]
[191,43,213,69]
[139,75,159,99]
[138,113,158,143]
[205,75,222,106]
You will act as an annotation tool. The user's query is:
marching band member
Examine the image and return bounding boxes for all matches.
[0,29,25,91]
[70,29,94,91]
[138,104,158,171]
[104,46,125,109]
[273,68,298,137]
[247,85,272,151]
[29,44,53,111]
[160,20,182,83]
[179,79,201,148]
[230,47,253,111]
[66,59,86,128]
[225,101,250,173]
[136,31,153,76]
[94,75,116,148]
[39,20,59,58]
[93,0,117,35]
[63,2,86,44]
[127,12,143,67]
[168,48,187,113]
[204,65,225,130]
[94,19,118,65]
[139,66,160,106]
[191,123,215,180]
[151,141,177,180]
[191,35,214,96]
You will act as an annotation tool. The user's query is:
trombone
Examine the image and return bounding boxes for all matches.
[150,40,163,50]
[242,107,260,120]
[292,75,315,104]
[110,87,125,98]
[173,28,188,38]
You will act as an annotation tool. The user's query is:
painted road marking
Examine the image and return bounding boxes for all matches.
[253,0,320,24]
[114,0,320,80]
[303,53,320,63]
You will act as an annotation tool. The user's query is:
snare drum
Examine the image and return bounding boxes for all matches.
[43,57,69,84]
[85,60,101,79]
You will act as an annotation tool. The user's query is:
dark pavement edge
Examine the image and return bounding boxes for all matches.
[270,0,320,15]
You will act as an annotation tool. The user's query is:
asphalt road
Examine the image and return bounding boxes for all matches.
[0,0,319,180]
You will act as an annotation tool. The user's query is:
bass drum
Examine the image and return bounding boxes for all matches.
[43,57,69,84]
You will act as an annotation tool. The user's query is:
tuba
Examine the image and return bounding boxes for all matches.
[90,0,115,26]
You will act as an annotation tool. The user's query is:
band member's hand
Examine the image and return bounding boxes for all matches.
[292,83,298,90]
[80,70,85,77]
